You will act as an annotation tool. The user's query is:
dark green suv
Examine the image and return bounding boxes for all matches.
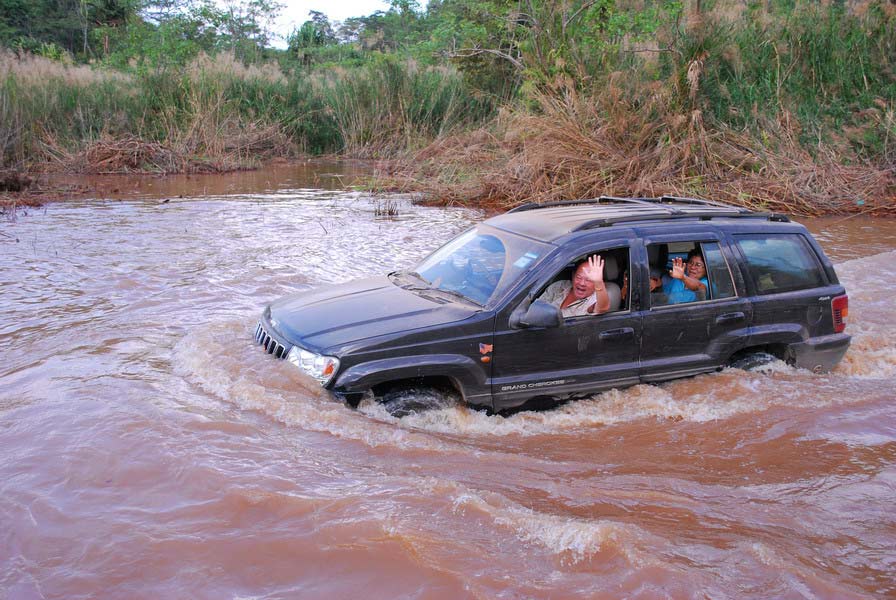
[255,196,850,414]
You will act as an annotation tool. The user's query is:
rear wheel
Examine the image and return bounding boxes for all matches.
[381,385,459,418]
[729,351,778,372]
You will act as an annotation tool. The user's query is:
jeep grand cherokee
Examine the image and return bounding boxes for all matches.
[255,196,850,415]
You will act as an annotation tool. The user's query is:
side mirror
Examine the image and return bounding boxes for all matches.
[519,299,562,328]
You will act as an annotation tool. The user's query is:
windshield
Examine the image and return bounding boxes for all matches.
[412,225,553,306]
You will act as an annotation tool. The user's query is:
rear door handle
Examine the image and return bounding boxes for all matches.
[716,312,745,325]
[599,327,635,340]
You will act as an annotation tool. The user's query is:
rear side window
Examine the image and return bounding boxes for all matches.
[736,234,826,294]
[646,240,735,305]
[702,242,735,299]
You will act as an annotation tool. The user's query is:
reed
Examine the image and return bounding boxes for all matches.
[0,50,489,169]
[0,50,136,167]
[316,58,494,158]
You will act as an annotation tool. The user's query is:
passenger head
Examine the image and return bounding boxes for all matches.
[686,249,706,279]
[571,261,596,300]
[649,265,664,291]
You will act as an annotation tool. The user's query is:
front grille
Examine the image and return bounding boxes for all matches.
[255,322,289,359]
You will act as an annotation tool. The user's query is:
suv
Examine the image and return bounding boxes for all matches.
[254,196,850,414]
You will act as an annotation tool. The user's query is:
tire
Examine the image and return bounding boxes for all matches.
[729,351,778,372]
[381,385,458,418]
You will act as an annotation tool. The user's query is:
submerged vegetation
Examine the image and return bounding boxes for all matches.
[0,0,894,214]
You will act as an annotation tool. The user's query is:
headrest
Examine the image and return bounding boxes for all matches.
[603,255,618,280]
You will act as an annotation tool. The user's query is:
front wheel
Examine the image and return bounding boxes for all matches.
[381,385,459,418]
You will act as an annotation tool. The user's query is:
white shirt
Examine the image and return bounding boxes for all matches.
[538,280,597,317]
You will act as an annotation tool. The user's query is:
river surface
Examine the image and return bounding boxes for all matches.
[2,164,895,599]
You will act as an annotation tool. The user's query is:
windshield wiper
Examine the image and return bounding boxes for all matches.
[392,269,431,291]
[426,286,482,307]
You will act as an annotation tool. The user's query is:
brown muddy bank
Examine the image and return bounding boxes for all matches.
[378,103,896,218]
[6,161,894,220]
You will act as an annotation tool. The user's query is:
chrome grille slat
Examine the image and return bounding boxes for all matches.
[255,321,289,360]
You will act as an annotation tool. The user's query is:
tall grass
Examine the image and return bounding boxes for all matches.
[694,1,896,156]
[1,0,892,216]
[0,50,493,169]
[316,57,494,157]
[0,50,136,166]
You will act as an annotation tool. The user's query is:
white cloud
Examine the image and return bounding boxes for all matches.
[275,0,392,44]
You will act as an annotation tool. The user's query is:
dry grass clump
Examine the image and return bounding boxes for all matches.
[385,83,895,216]
[48,125,296,174]
[48,135,223,173]
[185,52,286,85]
[0,48,132,88]
[0,170,32,191]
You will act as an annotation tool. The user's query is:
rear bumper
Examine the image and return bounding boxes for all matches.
[788,333,851,373]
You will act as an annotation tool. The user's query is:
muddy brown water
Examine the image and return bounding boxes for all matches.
[2,165,895,599]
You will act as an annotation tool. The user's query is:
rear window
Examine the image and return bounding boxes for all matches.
[735,234,826,294]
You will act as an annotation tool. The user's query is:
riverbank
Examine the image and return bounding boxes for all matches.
[3,151,895,218]
[3,0,894,218]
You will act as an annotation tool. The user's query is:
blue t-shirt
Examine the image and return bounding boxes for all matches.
[663,276,708,304]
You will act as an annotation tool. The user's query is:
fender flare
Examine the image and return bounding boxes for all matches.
[746,324,806,348]
[333,354,486,399]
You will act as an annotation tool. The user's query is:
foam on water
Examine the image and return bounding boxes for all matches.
[833,250,896,378]
[175,241,895,445]
[447,485,659,566]
[173,321,463,453]
[369,363,882,437]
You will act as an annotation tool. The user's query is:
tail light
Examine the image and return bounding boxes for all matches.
[832,294,848,333]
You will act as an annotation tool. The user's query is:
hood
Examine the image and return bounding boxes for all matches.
[267,275,478,352]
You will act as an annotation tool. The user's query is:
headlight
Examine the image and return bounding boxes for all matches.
[286,346,340,386]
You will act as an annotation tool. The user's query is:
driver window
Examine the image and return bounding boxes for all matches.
[536,247,630,318]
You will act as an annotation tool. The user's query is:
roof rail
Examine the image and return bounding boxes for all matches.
[575,209,790,230]
[655,195,753,213]
[507,196,654,213]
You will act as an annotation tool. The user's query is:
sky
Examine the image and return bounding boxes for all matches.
[274,0,393,45]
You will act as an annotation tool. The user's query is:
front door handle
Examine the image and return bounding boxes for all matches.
[716,312,745,325]
[599,327,635,340]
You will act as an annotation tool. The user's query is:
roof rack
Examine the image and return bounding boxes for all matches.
[572,209,774,231]
[505,194,790,228]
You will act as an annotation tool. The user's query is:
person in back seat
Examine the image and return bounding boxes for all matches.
[621,265,668,307]
[664,249,708,304]
[537,255,611,317]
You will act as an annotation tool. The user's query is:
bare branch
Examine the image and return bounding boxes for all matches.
[564,0,601,30]
[622,45,682,58]
[444,47,525,70]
